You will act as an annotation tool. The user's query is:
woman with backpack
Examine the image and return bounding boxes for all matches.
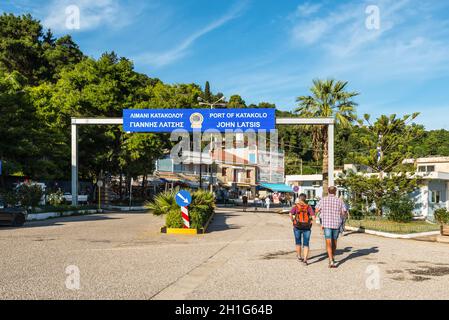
[289,194,315,265]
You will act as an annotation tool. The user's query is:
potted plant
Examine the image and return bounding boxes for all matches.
[434,208,449,236]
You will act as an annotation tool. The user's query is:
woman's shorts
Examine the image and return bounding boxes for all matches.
[293,228,311,247]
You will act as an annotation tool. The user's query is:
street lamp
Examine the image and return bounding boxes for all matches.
[197,96,227,191]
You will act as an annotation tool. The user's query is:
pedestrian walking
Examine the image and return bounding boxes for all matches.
[315,186,348,268]
[242,194,248,212]
[290,194,315,265]
[265,196,271,211]
[254,194,260,211]
[339,197,349,235]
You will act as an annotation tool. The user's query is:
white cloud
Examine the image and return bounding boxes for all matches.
[292,19,328,45]
[206,0,449,115]
[42,0,142,32]
[135,2,247,68]
[294,3,322,17]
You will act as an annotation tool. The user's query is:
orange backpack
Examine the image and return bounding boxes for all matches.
[293,204,312,230]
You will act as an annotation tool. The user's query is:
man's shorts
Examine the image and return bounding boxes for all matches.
[324,228,340,240]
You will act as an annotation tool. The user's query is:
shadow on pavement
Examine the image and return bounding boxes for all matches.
[337,246,379,266]
[308,246,379,266]
[0,214,122,230]
[207,213,241,233]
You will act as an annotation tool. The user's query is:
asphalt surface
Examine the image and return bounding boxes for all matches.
[1,208,449,300]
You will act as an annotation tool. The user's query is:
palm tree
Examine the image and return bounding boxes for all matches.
[295,79,358,195]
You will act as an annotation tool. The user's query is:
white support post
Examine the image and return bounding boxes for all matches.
[68,117,335,207]
[446,182,449,211]
[328,124,335,188]
[71,121,78,206]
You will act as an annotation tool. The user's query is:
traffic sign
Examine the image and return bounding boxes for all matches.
[123,108,276,133]
[176,190,192,207]
[293,186,300,193]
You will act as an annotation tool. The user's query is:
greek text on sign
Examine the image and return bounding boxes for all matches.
[122,108,276,132]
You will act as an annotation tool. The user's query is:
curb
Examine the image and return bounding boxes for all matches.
[345,226,440,239]
[161,226,199,235]
[104,205,147,211]
[26,209,99,221]
[160,211,216,235]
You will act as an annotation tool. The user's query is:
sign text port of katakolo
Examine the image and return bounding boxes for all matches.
[122,108,276,133]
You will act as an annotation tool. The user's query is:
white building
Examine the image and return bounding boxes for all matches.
[286,158,449,220]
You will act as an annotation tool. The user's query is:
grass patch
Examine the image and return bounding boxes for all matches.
[347,219,440,234]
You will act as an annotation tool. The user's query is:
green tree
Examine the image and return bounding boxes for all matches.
[0,71,57,182]
[353,113,422,173]
[0,14,83,84]
[0,13,44,84]
[32,52,161,180]
[227,94,246,109]
[411,129,449,157]
[295,79,358,194]
[338,171,419,216]
[338,113,422,216]
[204,81,211,102]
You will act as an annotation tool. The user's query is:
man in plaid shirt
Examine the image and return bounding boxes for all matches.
[315,186,347,268]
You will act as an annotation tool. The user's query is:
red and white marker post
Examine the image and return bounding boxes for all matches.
[181,206,190,229]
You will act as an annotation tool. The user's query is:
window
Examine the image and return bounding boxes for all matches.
[246,170,251,179]
[306,190,316,199]
[418,165,435,173]
[431,190,441,203]
[222,167,227,176]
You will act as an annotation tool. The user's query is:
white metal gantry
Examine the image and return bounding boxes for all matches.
[70,117,335,205]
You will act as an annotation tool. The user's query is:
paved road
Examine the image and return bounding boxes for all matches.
[1,208,449,299]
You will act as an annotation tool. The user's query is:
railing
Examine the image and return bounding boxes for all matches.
[235,178,252,184]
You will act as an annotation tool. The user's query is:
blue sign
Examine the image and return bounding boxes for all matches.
[175,190,192,207]
[0,160,2,176]
[123,108,276,133]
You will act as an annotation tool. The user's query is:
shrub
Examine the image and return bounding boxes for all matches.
[383,194,415,223]
[146,188,215,229]
[17,183,44,210]
[348,202,365,220]
[349,208,364,220]
[2,190,20,207]
[434,208,449,225]
[165,209,184,228]
[47,189,64,206]
[189,189,215,229]
[146,188,183,228]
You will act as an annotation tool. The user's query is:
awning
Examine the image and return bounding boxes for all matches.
[258,183,293,193]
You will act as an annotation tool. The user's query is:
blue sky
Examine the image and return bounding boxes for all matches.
[2,0,449,130]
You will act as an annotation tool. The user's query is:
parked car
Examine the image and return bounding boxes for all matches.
[0,200,27,227]
[63,193,88,203]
